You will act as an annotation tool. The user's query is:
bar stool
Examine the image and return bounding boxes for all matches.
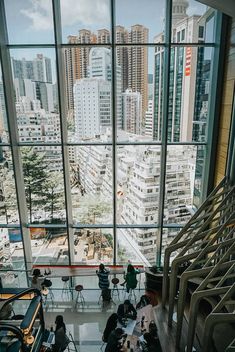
[41,287,49,306]
[62,276,70,300]
[111,278,120,300]
[75,284,85,308]
[128,288,137,302]
[43,279,54,304]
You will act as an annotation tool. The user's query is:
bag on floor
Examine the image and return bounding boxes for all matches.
[101,288,111,302]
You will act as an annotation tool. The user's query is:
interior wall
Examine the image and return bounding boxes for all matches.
[214,18,235,185]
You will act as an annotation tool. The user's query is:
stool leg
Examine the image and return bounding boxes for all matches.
[48,287,55,304]
[75,291,85,308]
[62,282,70,300]
[112,285,120,300]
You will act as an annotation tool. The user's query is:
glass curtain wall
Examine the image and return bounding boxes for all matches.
[0,0,220,275]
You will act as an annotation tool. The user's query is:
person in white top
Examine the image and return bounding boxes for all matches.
[31,268,44,291]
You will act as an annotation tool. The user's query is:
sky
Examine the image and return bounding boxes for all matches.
[5,0,208,83]
[5,0,208,46]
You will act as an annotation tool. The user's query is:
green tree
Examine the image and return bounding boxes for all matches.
[22,147,48,222]
[44,171,65,221]
[76,194,112,224]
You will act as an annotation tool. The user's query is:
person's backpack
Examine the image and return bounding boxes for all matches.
[101,288,111,302]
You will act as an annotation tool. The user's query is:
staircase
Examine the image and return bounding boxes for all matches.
[162,177,235,352]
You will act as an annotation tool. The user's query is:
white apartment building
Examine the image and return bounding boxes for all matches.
[122,89,142,135]
[88,47,112,81]
[76,143,111,196]
[73,129,196,264]
[145,100,153,138]
[119,143,195,263]
[74,78,111,140]
[88,47,122,130]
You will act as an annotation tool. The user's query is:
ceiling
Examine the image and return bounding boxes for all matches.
[197,0,235,17]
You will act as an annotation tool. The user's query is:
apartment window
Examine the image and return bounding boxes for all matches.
[198,25,204,38]
[0,0,221,276]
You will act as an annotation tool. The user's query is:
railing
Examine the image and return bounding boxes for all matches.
[162,176,235,351]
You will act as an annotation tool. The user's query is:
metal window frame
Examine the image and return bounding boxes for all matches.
[0,0,223,269]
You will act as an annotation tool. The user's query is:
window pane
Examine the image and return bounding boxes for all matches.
[0,62,9,143]
[30,227,69,265]
[171,0,215,43]
[70,146,113,224]
[10,49,60,143]
[0,147,20,225]
[116,0,165,43]
[1,227,26,277]
[20,147,66,224]
[117,228,158,266]
[117,145,161,226]
[4,0,54,44]
[154,46,213,142]
[64,46,113,143]
[72,228,113,265]
[161,227,182,265]
[164,145,206,226]
[117,47,155,142]
[61,0,111,43]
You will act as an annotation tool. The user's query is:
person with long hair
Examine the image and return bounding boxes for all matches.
[31,268,44,291]
[102,313,118,343]
[123,264,140,293]
[53,315,69,352]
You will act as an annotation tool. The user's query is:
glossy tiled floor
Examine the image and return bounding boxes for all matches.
[44,287,146,351]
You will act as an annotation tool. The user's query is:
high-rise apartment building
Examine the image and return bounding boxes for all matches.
[77,29,97,79]
[0,81,7,134]
[11,55,54,113]
[63,35,81,112]
[12,54,52,83]
[153,0,206,142]
[63,30,111,114]
[97,29,110,43]
[122,89,142,135]
[116,25,129,92]
[88,47,112,81]
[145,100,153,138]
[74,78,111,139]
[88,47,122,129]
[128,24,148,119]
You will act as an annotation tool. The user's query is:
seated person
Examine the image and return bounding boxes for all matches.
[105,327,126,352]
[103,313,118,343]
[117,299,137,325]
[141,332,161,352]
[141,332,157,352]
[136,294,151,310]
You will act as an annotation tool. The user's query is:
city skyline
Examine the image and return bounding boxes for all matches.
[0,0,217,268]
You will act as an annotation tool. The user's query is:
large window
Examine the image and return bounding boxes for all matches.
[0,0,221,271]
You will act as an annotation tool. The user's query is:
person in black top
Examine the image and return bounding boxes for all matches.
[105,327,125,352]
[103,313,118,342]
[53,315,69,352]
[141,332,162,352]
[117,299,137,325]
